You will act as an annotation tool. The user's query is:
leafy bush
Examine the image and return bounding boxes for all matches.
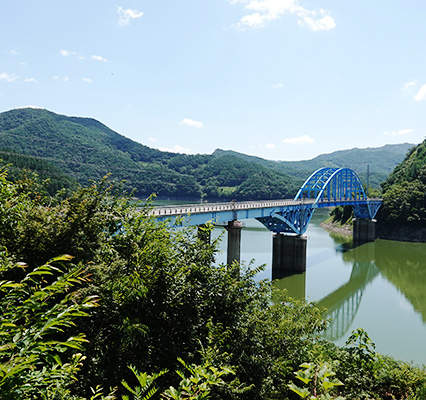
[0,254,98,399]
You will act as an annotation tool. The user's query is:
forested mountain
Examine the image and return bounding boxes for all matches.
[214,142,414,189]
[0,108,299,200]
[379,139,426,233]
[0,108,412,201]
[0,149,79,195]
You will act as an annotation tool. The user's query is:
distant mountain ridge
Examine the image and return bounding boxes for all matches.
[213,143,414,189]
[0,108,413,200]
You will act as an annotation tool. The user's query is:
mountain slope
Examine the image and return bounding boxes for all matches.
[214,143,414,189]
[0,108,299,200]
[0,108,200,198]
[378,140,426,228]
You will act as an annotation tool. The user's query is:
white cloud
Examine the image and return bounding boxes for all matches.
[60,49,77,57]
[117,6,144,26]
[282,134,315,144]
[91,55,108,62]
[23,77,38,83]
[403,80,416,91]
[265,143,276,149]
[159,145,192,154]
[64,76,70,82]
[414,84,426,101]
[148,137,157,143]
[0,72,19,82]
[297,9,336,31]
[180,118,204,129]
[230,0,336,31]
[272,83,284,88]
[10,50,19,56]
[383,128,413,136]
[82,77,93,83]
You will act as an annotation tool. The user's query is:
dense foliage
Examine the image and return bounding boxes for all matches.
[0,149,79,195]
[0,168,425,399]
[379,140,426,227]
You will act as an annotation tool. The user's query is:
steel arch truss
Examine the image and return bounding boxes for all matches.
[257,167,382,235]
[295,167,367,203]
[353,200,382,219]
[256,204,315,235]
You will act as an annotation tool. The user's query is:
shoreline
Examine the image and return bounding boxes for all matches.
[320,220,352,238]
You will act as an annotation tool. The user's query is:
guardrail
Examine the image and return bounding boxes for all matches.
[149,197,382,218]
[149,199,315,217]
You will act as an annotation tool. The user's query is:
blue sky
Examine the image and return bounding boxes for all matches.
[1,0,426,161]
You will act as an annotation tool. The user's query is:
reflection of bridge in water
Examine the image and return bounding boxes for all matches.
[275,240,381,341]
[317,260,379,341]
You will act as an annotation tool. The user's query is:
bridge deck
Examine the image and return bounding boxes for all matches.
[150,198,381,227]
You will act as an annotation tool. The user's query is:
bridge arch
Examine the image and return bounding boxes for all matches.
[257,167,381,235]
[295,167,366,203]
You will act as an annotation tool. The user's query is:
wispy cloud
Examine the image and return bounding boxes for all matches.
[60,49,85,60]
[82,77,93,83]
[383,129,413,136]
[403,79,416,91]
[272,83,284,88]
[60,49,78,57]
[91,55,108,62]
[117,6,144,26]
[282,134,314,144]
[265,143,276,149]
[159,145,192,154]
[148,137,157,143]
[230,0,335,31]
[0,72,20,82]
[414,84,426,101]
[180,118,204,129]
[23,77,38,83]
[10,50,20,56]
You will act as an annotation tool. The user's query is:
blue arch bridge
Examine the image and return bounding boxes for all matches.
[151,167,382,272]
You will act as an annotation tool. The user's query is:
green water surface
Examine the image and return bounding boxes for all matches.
[212,209,426,366]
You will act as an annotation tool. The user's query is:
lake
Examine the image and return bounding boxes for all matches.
[211,208,426,366]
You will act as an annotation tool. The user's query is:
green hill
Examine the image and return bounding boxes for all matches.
[378,139,426,234]
[0,108,299,200]
[214,143,414,190]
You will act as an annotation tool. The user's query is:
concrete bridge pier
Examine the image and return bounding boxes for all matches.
[225,220,242,266]
[272,233,307,273]
[353,218,376,243]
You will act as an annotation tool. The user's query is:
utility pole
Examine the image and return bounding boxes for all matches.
[367,164,370,197]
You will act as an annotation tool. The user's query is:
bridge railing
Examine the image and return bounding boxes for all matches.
[149,198,315,217]
[149,197,383,218]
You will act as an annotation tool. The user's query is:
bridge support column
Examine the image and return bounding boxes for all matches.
[353,218,376,243]
[272,233,307,273]
[226,220,242,266]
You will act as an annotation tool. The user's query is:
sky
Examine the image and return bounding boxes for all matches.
[1,0,426,161]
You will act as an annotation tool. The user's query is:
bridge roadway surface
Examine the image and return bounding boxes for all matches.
[150,198,380,228]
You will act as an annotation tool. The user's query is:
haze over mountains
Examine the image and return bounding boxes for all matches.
[0,108,414,200]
